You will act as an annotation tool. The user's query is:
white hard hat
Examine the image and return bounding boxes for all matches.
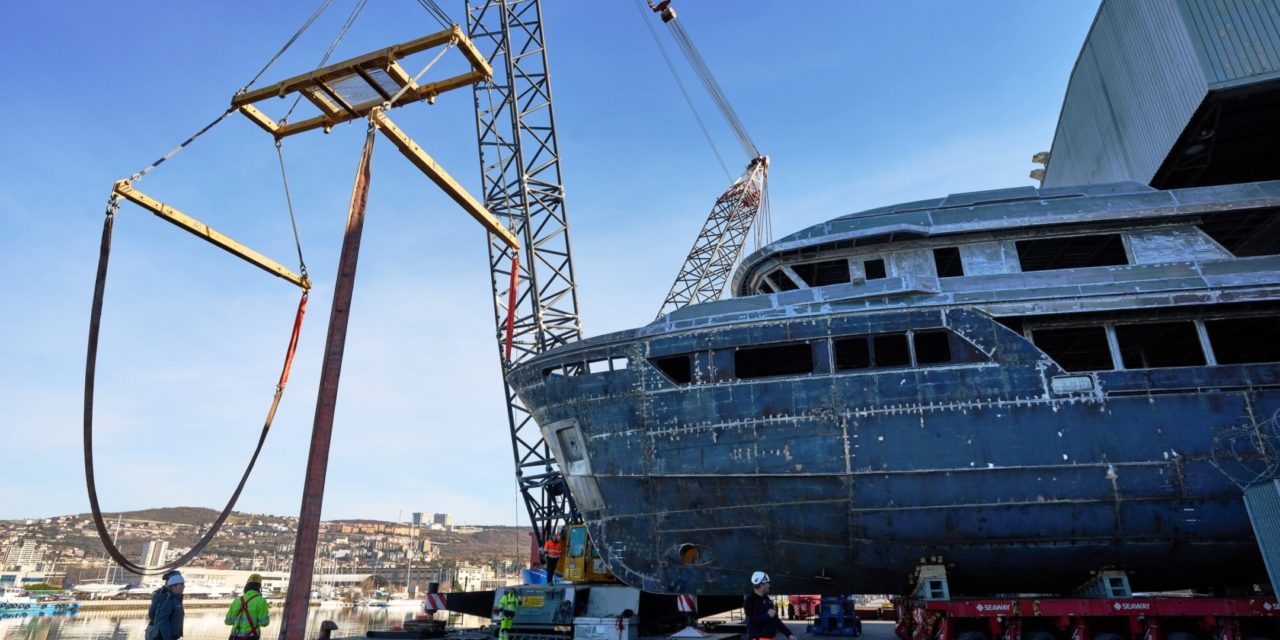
[751,571,770,585]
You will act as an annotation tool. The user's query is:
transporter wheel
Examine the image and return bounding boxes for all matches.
[1094,633,1129,640]
[1025,630,1058,640]
[957,631,990,640]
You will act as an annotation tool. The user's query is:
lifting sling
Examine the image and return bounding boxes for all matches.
[85,0,521,580]
[83,193,309,575]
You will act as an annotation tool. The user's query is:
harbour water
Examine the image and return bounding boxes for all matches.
[0,606,436,640]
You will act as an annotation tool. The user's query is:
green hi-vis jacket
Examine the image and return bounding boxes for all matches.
[225,591,270,638]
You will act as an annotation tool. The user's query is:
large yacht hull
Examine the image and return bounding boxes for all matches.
[508,307,1276,595]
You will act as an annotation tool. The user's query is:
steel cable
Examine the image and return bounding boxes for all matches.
[630,0,731,180]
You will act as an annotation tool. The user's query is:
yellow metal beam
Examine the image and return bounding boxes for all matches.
[368,108,520,250]
[231,27,469,108]
[237,105,279,136]
[112,180,310,290]
[231,27,495,139]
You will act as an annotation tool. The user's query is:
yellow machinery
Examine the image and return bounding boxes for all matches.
[557,524,621,585]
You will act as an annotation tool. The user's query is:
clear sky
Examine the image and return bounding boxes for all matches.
[0,1,1100,525]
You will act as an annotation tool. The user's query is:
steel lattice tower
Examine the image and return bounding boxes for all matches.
[656,158,768,319]
[467,0,582,549]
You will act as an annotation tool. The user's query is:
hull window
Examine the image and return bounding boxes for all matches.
[1015,233,1128,272]
[912,331,953,364]
[872,334,911,367]
[791,259,852,287]
[864,258,887,280]
[1031,326,1115,371]
[735,342,814,379]
[834,338,872,370]
[1115,321,1205,368]
[932,247,965,277]
[1206,316,1280,364]
[652,355,693,384]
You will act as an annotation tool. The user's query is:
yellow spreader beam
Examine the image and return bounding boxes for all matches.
[112,180,311,290]
[232,26,492,139]
[369,107,520,250]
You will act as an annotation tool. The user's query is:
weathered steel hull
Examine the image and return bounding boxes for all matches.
[507,307,1275,595]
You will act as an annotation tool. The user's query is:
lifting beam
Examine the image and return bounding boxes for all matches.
[111,180,311,289]
[231,26,492,139]
[368,107,519,250]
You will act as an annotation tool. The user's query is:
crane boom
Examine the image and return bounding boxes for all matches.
[468,0,583,552]
[646,1,772,318]
[656,156,768,318]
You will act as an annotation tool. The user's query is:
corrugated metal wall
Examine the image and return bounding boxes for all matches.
[1043,0,1207,187]
[1042,0,1280,187]
[1244,480,1280,598]
[1179,0,1280,88]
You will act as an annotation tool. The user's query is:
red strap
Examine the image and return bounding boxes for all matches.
[504,255,519,362]
[277,292,309,389]
[237,594,261,636]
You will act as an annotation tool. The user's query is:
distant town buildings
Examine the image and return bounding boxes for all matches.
[433,513,452,527]
[140,540,168,569]
[4,540,43,568]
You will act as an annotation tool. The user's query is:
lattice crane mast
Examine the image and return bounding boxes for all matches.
[467,0,584,554]
[645,0,772,319]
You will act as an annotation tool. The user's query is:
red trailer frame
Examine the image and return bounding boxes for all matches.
[895,596,1280,640]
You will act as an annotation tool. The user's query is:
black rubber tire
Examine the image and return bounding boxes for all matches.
[1025,630,1058,640]
[1094,633,1129,640]
[957,631,990,640]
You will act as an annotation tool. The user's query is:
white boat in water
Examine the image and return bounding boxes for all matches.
[0,587,79,616]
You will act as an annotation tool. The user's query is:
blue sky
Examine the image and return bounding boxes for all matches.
[0,1,1099,525]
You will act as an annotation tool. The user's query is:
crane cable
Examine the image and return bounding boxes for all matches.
[83,0,339,575]
[414,0,454,29]
[665,16,759,160]
[630,0,732,180]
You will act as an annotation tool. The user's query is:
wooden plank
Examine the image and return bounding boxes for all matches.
[112,180,310,289]
[368,108,520,250]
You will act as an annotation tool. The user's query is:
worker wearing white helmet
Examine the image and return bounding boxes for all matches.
[743,571,796,640]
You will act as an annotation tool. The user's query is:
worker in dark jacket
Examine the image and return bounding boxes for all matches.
[148,571,186,640]
[743,571,796,640]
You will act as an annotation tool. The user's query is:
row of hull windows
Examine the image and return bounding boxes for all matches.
[1030,316,1280,372]
[650,330,984,385]
[555,314,1280,385]
[756,219,1279,293]
[759,233,1132,293]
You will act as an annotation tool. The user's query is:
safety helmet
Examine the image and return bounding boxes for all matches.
[751,571,770,585]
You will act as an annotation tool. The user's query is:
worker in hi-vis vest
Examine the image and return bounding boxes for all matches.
[224,573,270,640]
[496,588,521,640]
[543,532,563,579]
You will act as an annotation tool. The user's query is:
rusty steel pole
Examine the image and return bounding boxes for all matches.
[279,128,376,640]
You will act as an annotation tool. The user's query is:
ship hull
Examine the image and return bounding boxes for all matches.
[508,308,1276,595]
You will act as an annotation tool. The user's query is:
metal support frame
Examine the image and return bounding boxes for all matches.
[112,180,310,289]
[468,0,583,549]
[233,26,492,139]
[656,157,768,319]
